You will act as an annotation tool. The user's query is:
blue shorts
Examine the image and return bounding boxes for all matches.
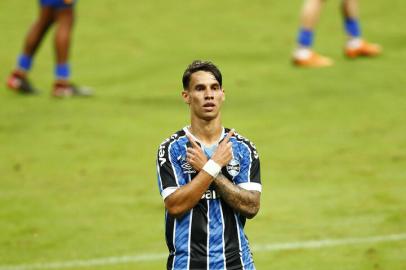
[39,0,76,9]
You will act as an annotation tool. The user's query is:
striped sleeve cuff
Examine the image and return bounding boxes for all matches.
[161,187,178,200]
[238,182,262,192]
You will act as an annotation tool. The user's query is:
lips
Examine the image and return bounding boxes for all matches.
[203,102,215,108]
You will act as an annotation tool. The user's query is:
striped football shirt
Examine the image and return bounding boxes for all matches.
[157,127,261,270]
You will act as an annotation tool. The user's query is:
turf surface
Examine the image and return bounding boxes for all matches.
[1,0,405,269]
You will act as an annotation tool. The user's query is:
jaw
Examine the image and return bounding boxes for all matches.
[191,110,222,123]
[193,105,221,121]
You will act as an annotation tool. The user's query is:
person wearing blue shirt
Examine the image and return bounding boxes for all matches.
[157,60,262,270]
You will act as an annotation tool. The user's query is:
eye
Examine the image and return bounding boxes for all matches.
[212,84,220,90]
[195,84,207,91]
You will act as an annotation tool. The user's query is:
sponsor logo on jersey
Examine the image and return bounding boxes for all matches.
[158,144,167,166]
[158,133,179,166]
[179,156,196,174]
[201,189,220,200]
[226,158,240,177]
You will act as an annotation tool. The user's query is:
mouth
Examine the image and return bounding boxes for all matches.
[203,102,216,108]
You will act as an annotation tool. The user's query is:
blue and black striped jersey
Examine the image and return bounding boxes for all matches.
[157,127,261,270]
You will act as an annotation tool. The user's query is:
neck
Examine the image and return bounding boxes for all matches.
[189,114,222,145]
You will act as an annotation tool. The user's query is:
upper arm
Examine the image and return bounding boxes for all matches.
[157,139,181,200]
[232,137,261,192]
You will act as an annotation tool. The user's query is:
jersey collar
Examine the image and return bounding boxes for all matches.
[183,126,225,148]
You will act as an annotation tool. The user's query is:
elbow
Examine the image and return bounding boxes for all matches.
[245,192,261,219]
[244,201,260,219]
[165,202,187,219]
[245,207,259,219]
[167,207,185,219]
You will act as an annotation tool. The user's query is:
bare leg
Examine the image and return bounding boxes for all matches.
[342,0,358,19]
[293,0,333,67]
[52,8,92,97]
[300,0,324,31]
[17,7,55,76]
[342,0,382,57]
[54,8,74,67]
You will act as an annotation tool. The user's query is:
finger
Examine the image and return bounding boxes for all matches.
[222,129,235,144]
[187,148,196,156]
[227,142,234,158]
[186,134,200,148]
[187,149,196,157]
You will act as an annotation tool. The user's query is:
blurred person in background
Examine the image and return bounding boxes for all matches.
[292,0,382,67]
[6,0,91,97]
[156,60,262,270]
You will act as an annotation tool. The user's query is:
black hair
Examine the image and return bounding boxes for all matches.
[182,60,222,90]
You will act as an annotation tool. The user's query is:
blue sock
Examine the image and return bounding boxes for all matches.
[55,63,70,80]
[17,54,33,71]
[297,28,314,47]
[345,17,361,38]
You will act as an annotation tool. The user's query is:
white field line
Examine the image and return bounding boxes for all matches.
[250,232,406,252]
[1,233,405,270]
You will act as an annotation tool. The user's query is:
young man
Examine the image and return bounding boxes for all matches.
[293,0,382,67]
[156,60,262,270]
[6,0,91,97]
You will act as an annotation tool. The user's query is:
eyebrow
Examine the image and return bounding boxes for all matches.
[193,82,220,89]
[194,83,206,88]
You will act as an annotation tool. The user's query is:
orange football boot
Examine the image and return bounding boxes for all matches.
[293,51,334,68]
[345,40,382,58]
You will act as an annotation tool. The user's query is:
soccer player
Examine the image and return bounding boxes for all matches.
[6,0,91,97]
[156,60,261,270]
[293,0,382,67]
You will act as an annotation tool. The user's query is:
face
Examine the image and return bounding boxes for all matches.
[182,71,225,121]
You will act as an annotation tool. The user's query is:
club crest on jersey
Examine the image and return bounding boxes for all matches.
[226,158,240,177]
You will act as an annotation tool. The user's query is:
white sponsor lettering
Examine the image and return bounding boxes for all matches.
[158,133,180,166]
[158,143,167,166]
[201,189,219,200]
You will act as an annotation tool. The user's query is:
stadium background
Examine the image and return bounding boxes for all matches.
[0,0,405,269]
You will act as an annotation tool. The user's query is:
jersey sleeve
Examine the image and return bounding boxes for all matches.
[156,139,180,200]
[233,137,262,192]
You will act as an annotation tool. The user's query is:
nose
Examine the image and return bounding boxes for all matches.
[204,88,214,100]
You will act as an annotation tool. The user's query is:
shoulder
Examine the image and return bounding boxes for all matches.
[225,128,259,159]
[157,129,187,166]
[158,129,187,151]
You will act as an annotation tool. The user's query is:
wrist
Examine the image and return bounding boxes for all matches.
[202,159,221,178]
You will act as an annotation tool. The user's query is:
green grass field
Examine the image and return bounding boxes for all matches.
[1,0,406,269]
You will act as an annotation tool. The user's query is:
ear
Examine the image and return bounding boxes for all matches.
[221,88,226,101]
[182,90,190,104]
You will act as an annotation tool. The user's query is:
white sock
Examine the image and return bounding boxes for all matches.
[293,48,312,60]
[346,38,362,49]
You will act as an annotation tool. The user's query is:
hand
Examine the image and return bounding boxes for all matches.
[186,134,208,172]
[211,129,234,167]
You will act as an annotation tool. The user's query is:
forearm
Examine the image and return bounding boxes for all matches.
[213,174,260,219]
[164,171,213,218]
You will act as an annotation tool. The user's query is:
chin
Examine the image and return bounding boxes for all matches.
[201,114,218,121]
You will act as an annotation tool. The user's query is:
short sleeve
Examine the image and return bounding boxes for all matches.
[157,139,180,200]
[232,136,261,192]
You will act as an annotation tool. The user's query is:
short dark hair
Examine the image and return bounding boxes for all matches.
[182,60,222,90]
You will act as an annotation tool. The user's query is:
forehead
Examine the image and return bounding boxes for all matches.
[189,71,219,87]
